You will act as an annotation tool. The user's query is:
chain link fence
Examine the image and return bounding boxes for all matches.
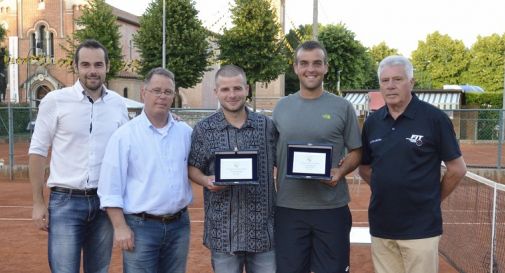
[1,107,505,179]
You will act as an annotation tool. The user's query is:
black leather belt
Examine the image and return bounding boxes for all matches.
[133,207,187,223]
[51,186,98,196]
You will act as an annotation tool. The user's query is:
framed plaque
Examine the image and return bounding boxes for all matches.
[214,150,259,185]
[286,143,333,180]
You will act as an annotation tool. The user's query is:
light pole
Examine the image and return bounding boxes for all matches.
[162,0,166,69]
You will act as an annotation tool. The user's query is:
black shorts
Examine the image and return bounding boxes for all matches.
[274,206,352,273]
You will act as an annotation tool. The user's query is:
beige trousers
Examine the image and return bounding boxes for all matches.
[371,235,441,273]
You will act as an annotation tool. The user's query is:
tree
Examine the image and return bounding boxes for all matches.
[62,0,122,82]
[369,42,399,65]
[134,0,210,98]
[318,24,376,93]
[218,0,287,107]
[411,32,469,89]
[462,34,505,92]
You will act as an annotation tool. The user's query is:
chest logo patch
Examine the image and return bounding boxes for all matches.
[322,114,332,120]
[406,134,424,146]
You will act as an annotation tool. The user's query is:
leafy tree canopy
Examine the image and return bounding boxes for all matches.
[218,0,287,86]
[411,31,469,89]
[134,0,210,89]
[62,0,123,81]
[318,23,376,93]
[462,33,505,92]
[369,42,399,65]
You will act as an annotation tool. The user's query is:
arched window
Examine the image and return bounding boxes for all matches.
[30,24,54,58]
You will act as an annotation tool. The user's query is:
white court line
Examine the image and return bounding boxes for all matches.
[350,227,371,244]
[0,218,32,221]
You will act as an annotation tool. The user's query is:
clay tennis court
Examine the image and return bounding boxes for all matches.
[0,178,459,272]
[1,140,497,272]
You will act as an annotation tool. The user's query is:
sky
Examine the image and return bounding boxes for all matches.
[105,0,505,57]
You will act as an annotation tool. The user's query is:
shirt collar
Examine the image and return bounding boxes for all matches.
[381,93,419,120]
[139,110,174,133]
[215,107,256,130]
[73,80,108,102]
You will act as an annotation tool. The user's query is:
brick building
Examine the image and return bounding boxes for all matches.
[0,0,286,110]
[0,0,142,106]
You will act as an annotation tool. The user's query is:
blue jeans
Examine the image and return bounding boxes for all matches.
[211,249,276,273]
[48,191,113,273]
[123,211,190,273]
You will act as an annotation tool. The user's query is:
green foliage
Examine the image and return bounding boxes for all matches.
[465,92,503,108]
[134,0,210,90]
[318,24,376,93]
[0,24,6,43]
[461,34,505,93]
[369,42,399,65]
[218,0,287,86]
[411,32,469,89]
[62,0,123,81]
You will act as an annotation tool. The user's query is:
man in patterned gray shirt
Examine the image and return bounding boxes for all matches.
[189,64,277,273]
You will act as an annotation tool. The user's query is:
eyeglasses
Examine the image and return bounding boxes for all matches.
[146,89,175,97]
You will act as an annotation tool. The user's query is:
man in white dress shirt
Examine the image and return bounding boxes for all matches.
[29,39,129,273]
[98,67,193,273]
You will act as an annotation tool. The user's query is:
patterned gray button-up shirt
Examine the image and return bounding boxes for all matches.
[189,109,277,253]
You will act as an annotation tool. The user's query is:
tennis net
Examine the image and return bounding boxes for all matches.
[440,170,505,273]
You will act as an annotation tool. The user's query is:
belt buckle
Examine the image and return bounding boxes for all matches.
[161,214,176,222]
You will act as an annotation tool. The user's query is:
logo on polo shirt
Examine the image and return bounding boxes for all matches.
[322,114,332,120]
[406,134,424,146]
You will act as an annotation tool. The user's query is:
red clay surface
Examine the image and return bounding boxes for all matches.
[0,180,458,273]
[1,140,491,272]
[1,140,501,168]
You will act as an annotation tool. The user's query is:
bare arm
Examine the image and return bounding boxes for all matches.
[324,148,362,187]
[106,207,135,251]
[188,166,227,192]
[358,164,372,186]
[441,156,467,201]
[29,154,49,231]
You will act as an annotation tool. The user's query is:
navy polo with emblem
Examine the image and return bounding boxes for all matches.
[361,94,462,240]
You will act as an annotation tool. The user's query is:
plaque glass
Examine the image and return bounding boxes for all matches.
[286,143,333,180]
[214,150,259,185]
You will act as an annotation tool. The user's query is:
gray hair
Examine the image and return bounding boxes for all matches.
[377,55,414,80]
[215,64,247,84]
[144,67,175,85]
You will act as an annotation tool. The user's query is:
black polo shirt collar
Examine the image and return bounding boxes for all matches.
[381,93,420,120]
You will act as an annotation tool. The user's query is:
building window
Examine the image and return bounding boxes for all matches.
[38,0,45,10]
[30,24,54,58]
[123,87,128,98]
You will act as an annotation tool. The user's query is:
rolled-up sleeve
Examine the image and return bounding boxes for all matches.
[98,130,129,209]
[29,94,58,157]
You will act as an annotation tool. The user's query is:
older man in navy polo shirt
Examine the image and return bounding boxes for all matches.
[359,55,467,273]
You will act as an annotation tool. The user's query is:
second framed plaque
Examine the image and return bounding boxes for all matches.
[286,143,333,180]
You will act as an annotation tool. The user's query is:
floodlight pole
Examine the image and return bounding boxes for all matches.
[162,0,166,69]
[312,0,318,40]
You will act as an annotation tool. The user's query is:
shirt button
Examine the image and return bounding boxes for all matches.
[392,128,395,131]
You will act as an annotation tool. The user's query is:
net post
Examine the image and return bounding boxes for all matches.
[490,183,497,273]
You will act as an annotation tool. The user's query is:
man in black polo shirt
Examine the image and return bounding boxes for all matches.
[359,55,467,273]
